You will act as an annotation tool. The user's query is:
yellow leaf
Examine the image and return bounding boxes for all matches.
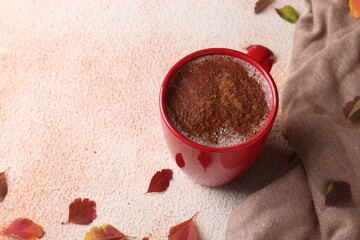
[348,99,360,119]
[84,224,130,240]
[349,0,360,18]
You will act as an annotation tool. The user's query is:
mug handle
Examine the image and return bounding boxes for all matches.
[246,45,275,72]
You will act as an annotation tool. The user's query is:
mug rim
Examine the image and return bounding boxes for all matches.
[159,48,278,152]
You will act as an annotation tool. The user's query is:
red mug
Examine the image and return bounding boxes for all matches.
[159,45,278,187]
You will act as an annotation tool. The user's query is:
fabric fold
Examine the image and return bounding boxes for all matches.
[226,0,360,239]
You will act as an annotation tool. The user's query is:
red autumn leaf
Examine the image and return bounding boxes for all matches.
[168,215,198,240]
[146,169,173,193]
[84,224,132,240]
[175,153,185,168]
[1,218,44,240]
[325,181,352,206]
[254,0,275,14]
[342,96,360,119]
[350,0,360,18]
[62,198,97,225]
[0,171,8,201]
[142,238,150,240]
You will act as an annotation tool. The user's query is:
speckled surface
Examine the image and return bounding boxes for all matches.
[0,1,307,239]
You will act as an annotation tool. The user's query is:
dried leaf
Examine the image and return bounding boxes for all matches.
[142,238,150,240]
[84,224,131,240]
[1,218,44,240]
[342,96,360,119]
[62,198,97,225]
[0,171,8,201]
[349,0,360,18]
[254,0,274,14]
[146,169,173,193]
[168,215,198,240]
[175,153,185,168]
[325,181,352,206]
[348,100,360,119]
[276,5,299,23]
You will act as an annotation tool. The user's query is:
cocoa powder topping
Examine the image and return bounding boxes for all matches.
[166,55,270,146]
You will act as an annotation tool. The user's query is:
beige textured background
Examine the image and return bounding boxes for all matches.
[0,1,306,239]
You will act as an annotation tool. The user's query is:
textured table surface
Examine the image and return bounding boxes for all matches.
[0,1,307,239]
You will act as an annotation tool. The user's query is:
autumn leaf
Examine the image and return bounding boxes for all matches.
[349,0,360,18]
[276,5,299,23]
[0,171,8,201]
[325,181,352,206]
[342,96,360,119]
[1,218,44,240]
[254,0,274,14]
[84,224,132,240]
[168,215,198,240]
[62,198,97,225]
[146,169,173,193]
[142,237,150,240]
[175,153,185,168]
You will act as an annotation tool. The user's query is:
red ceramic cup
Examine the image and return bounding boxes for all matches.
[159,45,278,187]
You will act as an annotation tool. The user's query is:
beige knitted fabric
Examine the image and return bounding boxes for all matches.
[226,0,360,239]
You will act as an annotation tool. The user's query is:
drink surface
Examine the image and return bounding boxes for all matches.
[166,54,271,147]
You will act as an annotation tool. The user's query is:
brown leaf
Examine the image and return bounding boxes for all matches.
[84,224,131,240]
[0,171,8,201]
[62,198,97,225]
[325,181,352,206]
[146,169,173,193]
[342,96,360,119]
[168,215,198,240]
[254,0,274,14]
[1,218,45,240]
